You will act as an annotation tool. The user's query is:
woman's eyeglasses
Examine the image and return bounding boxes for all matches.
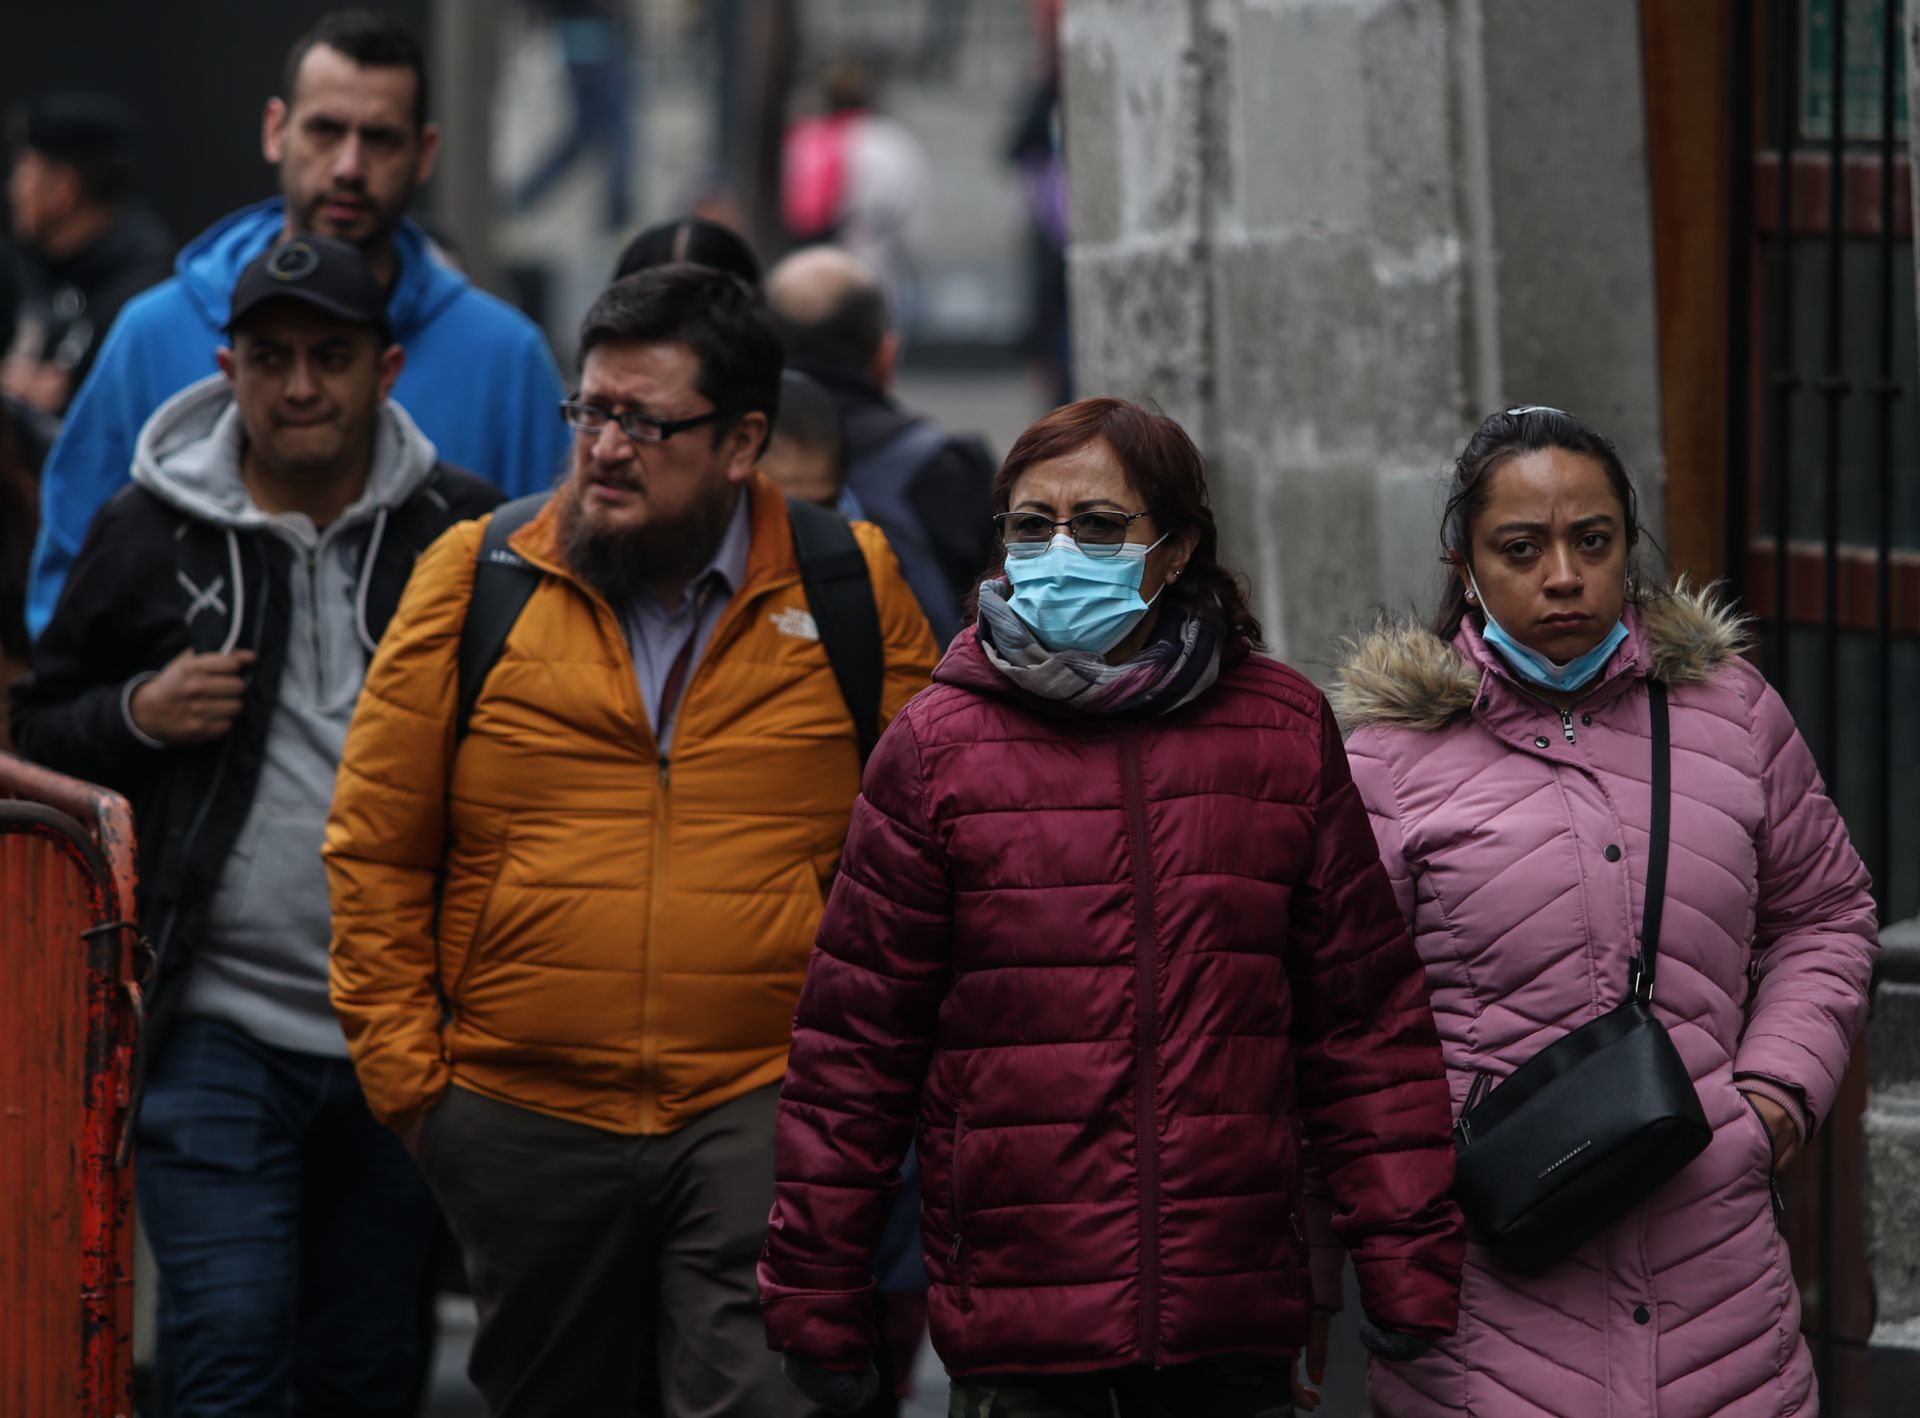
[993,510,1151,559]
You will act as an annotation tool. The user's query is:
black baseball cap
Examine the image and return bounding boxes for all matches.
[226,234,392,344]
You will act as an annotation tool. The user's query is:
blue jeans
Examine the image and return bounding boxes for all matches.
[136,1016,438,1417]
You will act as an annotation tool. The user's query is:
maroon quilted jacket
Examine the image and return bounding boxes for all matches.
[759,629,1464,1376]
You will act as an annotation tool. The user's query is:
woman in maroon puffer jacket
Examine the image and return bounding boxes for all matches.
[760,398,1465,1417]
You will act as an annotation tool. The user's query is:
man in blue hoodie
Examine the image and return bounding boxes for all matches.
[25,8,570,638]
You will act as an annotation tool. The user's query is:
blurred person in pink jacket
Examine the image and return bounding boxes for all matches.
[1331,405,1878,1417]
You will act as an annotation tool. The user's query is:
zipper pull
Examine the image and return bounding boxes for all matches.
[948,1234,962,1263]
[1559,708,1576,744]
[659,757,671,788]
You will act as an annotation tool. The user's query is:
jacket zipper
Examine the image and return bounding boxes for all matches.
[949,1110,971,1309]
[1457,1069,1495,1145]
[639,746,670,1132]
[305,547,326,699]
[1118,725,1161,1366]
[586,588,670,1132]
[1558,708,1577,744]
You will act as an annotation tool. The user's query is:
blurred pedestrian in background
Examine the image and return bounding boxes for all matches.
[3,91,172,416]
[781,58,930,323]
[1004,0,1071,407]
[768,245,996,648]
[1332,406,1879,1417]
[10,236,501,1417]
[25,7,569,640]
[510,0,639,232]
[763,397,1464,1417]
[326,265,936,1417]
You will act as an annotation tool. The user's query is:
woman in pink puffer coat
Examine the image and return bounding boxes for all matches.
[1331,406,1878,1416]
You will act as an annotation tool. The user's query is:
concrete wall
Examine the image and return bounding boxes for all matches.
[1062,0,1665,679]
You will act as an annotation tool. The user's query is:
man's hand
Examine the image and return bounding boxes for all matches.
[130,649,257,745]
[1293,1310,1331,1409]
[1740,1089,1801,1173]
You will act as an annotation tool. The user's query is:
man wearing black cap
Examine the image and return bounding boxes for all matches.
[3,91,173,415]
[10,233,501,1416]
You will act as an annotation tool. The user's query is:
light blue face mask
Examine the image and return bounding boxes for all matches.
[1466,568,1629,694]
[1004,532,1169,654]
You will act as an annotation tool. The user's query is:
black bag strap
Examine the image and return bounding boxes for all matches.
[456,493,550,741]
[786,496,884,762]
[1633,681,1672,1000]
[454,493,886,761]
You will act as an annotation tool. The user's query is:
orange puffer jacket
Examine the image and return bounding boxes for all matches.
[325,475,938,1135]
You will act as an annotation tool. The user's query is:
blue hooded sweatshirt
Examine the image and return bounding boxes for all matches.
[27,199,571,637]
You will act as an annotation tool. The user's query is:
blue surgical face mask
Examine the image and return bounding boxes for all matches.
[1466,568,1629,694]
[1004,532,1169,653]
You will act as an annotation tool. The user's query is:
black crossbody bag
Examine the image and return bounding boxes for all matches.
[1451,681,1712,1272]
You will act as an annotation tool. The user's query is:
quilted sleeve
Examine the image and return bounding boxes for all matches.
[759,705,953,1367]
[323,519,481,1133]
[1288,697,1463,1337]
[1342,725,1418,931]
[1731,676,1878,1135]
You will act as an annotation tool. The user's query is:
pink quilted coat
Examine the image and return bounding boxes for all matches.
[1332,586,1877,1417]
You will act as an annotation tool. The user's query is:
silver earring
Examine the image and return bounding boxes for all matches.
[1465,589,1478,602]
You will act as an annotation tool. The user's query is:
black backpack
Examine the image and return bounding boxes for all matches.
[454,493,884,760]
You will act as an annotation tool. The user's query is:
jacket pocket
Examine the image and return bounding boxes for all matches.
[949,1111,972,1311]
[1738,1088,1778,1176]
[442,823,514,1021]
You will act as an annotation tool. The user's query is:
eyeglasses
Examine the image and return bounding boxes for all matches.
[993,510,1152,558]
[560,399,722,445]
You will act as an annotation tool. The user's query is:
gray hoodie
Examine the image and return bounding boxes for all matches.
[130,373,441,1057]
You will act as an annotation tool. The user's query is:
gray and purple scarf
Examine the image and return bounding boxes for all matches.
[974,580,1222,717]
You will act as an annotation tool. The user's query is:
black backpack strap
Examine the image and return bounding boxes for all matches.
[1634,680,1672,1000]
[786,496,884,761]
[456,493,551,741]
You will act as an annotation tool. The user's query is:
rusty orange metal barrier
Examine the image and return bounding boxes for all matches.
[1,751,141,1418]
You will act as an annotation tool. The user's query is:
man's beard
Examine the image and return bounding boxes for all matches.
[557,472,740,606]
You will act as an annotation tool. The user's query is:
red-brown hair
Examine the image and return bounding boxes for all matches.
[987,397,1263,647]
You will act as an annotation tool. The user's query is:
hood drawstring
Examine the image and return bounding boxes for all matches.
[352,507,389,657]
[218,529,245,654]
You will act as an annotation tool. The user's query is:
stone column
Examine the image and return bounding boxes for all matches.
[1063,0,1665,677]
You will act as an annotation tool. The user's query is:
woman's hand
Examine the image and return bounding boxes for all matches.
[1740,1089,1801,1173]
[1292,1311,1331,1409]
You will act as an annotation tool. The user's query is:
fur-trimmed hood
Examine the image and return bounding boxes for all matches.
[1331,579,1752,732]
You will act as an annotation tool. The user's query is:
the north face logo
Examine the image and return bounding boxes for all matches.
[769,607,819,641]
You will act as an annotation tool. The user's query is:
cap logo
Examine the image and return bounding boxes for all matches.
[269,242,321,281]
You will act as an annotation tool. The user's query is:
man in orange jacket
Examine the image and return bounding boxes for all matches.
[324,265,938,1417]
